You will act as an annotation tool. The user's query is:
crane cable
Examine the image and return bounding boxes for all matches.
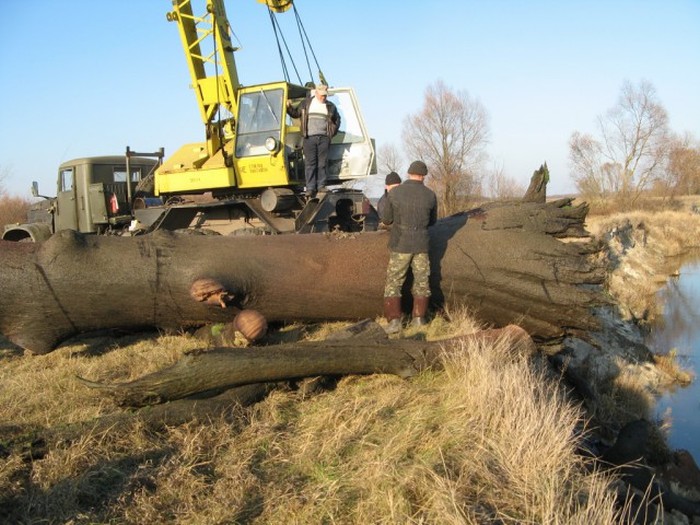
[267,9,297,83]
[292,3,324,85]
[267,2,324,86]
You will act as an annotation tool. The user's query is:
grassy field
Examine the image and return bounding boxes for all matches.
[1,322,630,524]
[2,201,700,524]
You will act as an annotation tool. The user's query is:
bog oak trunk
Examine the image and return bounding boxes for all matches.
[0,198,607,354]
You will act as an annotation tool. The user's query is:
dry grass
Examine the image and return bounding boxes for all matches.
[0,333,201,429]
[593,362,659,428]
[653,350,694,386]
[0,316,639,524]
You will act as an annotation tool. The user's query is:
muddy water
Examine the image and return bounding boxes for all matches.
[645,259,700,459]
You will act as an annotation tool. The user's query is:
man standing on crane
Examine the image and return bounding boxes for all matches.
[287,83,341,199]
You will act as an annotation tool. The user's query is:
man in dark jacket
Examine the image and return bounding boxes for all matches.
[376,171,402,222]
[286,83,341,198]
[381,160,438,334]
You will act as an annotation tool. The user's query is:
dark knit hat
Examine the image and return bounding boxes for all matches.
[407,160,428,176]
[385,172,401,185]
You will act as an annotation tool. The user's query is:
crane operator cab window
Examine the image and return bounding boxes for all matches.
[236,89,284,158]
[329,91,364,145]
[325,88,376,180]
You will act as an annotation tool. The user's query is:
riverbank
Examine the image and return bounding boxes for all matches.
[587,206,700,323]
[569,207,700,429]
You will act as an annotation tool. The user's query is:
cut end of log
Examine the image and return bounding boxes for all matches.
[233,310,268,342]
[500,324,538,356]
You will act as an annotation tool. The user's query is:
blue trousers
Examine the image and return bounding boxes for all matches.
[302,134,331,193]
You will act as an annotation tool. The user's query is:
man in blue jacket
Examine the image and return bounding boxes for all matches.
[381,160,438,334]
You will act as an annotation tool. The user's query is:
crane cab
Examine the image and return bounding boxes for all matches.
[155,82,375,198]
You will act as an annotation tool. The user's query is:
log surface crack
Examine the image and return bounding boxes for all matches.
[34,262,77,332]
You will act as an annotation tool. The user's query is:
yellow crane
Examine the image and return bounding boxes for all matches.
[152,0,377,234]
[2,0,378,241]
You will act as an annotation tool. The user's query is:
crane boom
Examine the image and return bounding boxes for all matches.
[167,0,240,157]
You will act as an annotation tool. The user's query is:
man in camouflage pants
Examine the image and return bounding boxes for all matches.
[381,160,438,334]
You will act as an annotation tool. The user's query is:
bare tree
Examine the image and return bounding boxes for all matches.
[569,133,617,198]
[484,162,526,200]
[569,80,670,207]
[665,133,700,197]
[0,164,32,228]
[0,194,32,228]
[402,80,489,216]
[377,142,403,174]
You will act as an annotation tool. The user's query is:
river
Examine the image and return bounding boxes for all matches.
[645,259,700,460]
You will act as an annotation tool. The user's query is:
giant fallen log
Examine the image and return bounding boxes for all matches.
[0,198,608,354]
[80,325,536,407]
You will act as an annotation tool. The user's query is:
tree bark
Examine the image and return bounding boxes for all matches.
[0,198,607,354]
[79,325,535,407]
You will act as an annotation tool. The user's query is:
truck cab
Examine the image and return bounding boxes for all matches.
[2,155,160,242]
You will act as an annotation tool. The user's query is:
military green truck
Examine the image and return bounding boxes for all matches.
[2,148,164,242]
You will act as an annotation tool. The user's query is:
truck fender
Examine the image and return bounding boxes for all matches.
[2,222,53,242]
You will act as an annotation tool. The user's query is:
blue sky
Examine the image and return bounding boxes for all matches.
[0,0,698,198]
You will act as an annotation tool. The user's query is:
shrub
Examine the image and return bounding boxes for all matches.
[0,193,32,227]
